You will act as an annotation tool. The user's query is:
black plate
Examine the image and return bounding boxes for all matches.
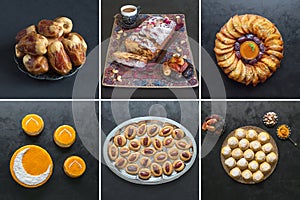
[14,56,84,81]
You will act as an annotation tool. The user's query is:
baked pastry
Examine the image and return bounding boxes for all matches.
[163,137,175,148]
[124,125,137,140]
[125,16,176,60]
[175,140,190,150]
[221,146,232,158]
[253,170,264,183]
[248,160,259,172]
[250,140,261,152]
[108,144,119,161]
[21,114,44,136]
[140,136,152,147]
[260,162,271,174]
[129,139,141,151]
[152,138,163,150]
[173,160,185,172]
[262,143,273,154]
[113,51,148,68]
[140,157,151,168]
[119,146,130,157]
[137,123,147,136]
[162,161,173,176]
[141,147,156,156]
[266,152,277,164]
[138,168,151,180]
[168,148,180,160]
[239,139,250,150]
[229,167,241,179]
[235,128,246,139]
[242,169,253,181]
[63,156,86,178]
[147,124,160,137]
[159,126,173,137]
[246,129,258,141]
[127,152,140,163]
[258,132,270,144]
[243,149,254,161]
[53,125,76,148]
[113,135,127,147]
[125,164,139,175]
[150,163,163,177]
[214,14,283,86]
[23,55,49,75]
[255,151,266,163]
[172,128,185,140]
[237,158,248,170]
[154,152,168,163]
[115,157,127,169]
[224,157,236,169]
[10,145,53,188]
[231,148,243,160]
[180,151,192,162]
[227,137,239,149]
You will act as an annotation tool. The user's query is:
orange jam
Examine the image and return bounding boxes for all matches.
[240,41,259,60]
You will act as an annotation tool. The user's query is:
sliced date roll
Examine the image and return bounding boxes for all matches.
[162,161,173,176]
[168,148,180,160]
[115,157,127,169]
[175,139,191,150]
[173,160,185,172]
[147,124,160,137]
[108,144,119,161]
[138,168,152,180]
[180,151,192,162]
[124,125,137,140]
[159,126,174,137]
[128,139,141,151]
[119,146,130,157]
[23,54,49,75]
[150,163,163,177]
[127,152,140,163]
[154,152,168,163]
[140,135,151,147]
[125,164,139,175]
[113,135,127,147]
[137,123,147,136]
[163,137,175,148]
[172,129,185,140]
[152,138,163,151]
[140,157,151,168]
[47,41,72,75]
[141,147,156,156]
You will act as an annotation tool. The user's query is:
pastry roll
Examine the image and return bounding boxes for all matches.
[239,139,250,150]
[253,170,264,183]
[250,140,261,152]
[221,146,232,158]
[248,160,259,172]
[242,169,253,181]
[229,167,241,179]
[113,51,148,68]
[235,128,246,139]
[246,129,258,141]
[258,132,270,144]
[23,54,49,75]
[159,126,173,137]
[244,149,255,161]
[255,151,266,163]
[224,157,236,169]
[262,143,273,154]
[231,148,243,160]
[227,137,239,149]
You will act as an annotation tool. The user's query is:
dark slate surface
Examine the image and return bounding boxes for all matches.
[0,102,98,199]
[202,101,300,200]
[101,101,199,200]
[0,0,99,98]
[201,0,300,99]
[101,0,199,99]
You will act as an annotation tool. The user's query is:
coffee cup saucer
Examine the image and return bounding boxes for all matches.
[116,14,143,29]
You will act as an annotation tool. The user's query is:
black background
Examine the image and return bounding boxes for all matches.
[0,102,98,199]
[101,0,199,99]
[202,101,300,200]
[101,101,199,200]
[0,0,98,99]
[201,0,300,99]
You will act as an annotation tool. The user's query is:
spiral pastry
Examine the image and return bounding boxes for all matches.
[214,14,284,86]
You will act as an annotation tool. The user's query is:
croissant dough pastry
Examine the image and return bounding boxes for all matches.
[214,14,284,86]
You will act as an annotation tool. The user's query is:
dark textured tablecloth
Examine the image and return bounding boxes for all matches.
[0,102,98,199]
[101,0,199,99]
[202,101,300,200]
[0,0,99,99]
[201,0,300,99]
[101,101,199,200]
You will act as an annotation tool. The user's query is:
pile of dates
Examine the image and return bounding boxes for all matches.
[15,17,87,75]
[163,54,194,79]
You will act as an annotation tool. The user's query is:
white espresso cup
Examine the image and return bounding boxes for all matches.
[121,5,138,17]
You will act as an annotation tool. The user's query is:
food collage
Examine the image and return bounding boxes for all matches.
[0,0,299,199]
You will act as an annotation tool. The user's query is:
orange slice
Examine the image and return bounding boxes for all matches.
[63,156,86,178]
[240,41,259,60]
[22,114,44,136]
[53,125,76,148]
[10,145,53,188]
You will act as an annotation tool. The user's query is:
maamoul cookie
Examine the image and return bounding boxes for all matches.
[21,114,44,136]
[63,156,86,178]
